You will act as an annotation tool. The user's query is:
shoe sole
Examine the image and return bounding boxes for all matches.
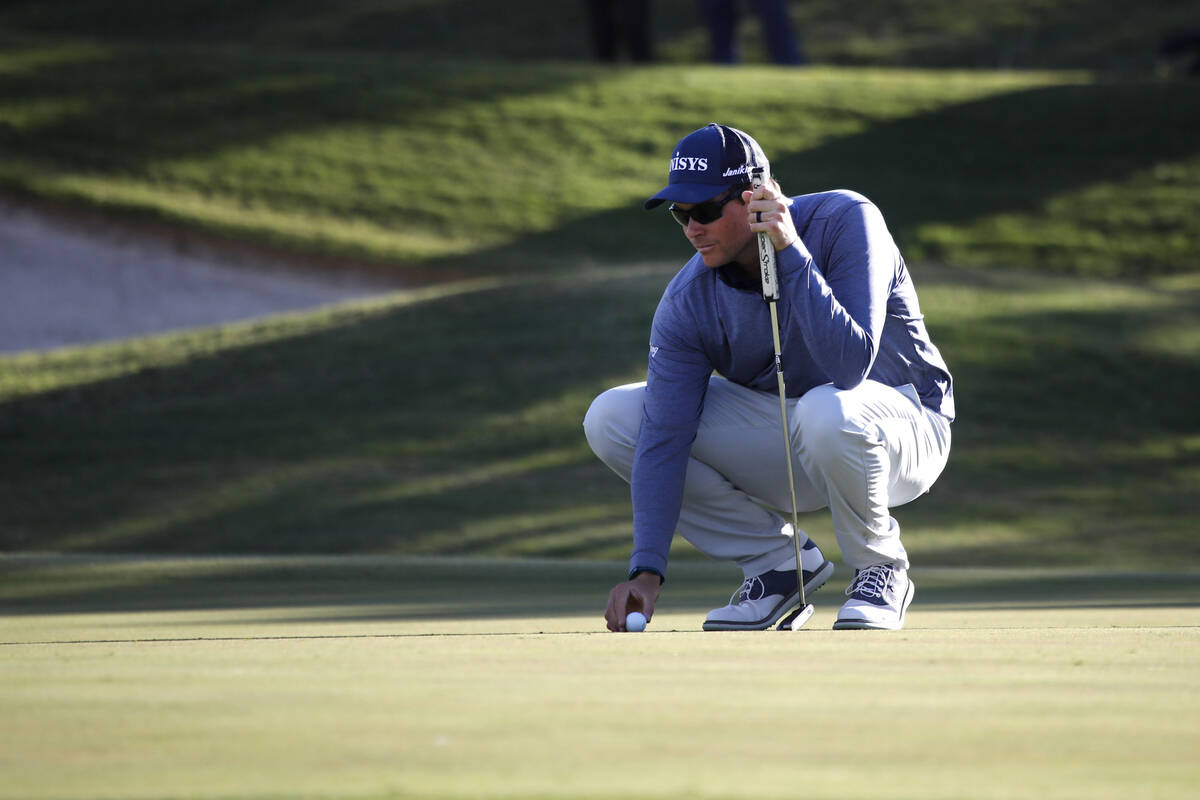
[832,577,916,630]
[702,560,835,631]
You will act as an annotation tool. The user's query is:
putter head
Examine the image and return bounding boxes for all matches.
[777,603,815,631]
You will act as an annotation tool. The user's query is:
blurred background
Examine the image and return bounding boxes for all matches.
[0,0,1197,569]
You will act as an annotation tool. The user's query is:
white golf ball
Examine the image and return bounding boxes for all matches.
[625,611,647,632]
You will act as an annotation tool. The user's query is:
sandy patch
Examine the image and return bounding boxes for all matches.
[0,200,403,354]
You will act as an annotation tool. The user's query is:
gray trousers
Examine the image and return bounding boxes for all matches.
[584,376,952,577]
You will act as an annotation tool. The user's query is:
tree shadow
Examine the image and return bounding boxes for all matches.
[0,1,608,61]
[0,0,1187,72]
[0,36,1195,276]
[769,81,1200,270]
[0,39,1196,566]
[435,79,1200,277]
[0,269,658,554]
[0,40,603,172]
[1,259,1197,566]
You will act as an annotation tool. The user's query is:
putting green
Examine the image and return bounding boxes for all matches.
[1,557,1197,800]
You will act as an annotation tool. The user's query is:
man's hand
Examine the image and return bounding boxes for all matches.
[744,182,798,253]
[605,571,661,632]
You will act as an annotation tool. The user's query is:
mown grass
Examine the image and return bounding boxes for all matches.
[0,4,1197,566]
[1,8,1196,800]
[2,264,1197,567]
[1,557,1198,800]
[0,40,1196,276]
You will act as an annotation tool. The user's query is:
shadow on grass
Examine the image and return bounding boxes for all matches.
[899,266,1200,565]
[0,42,601,173]
[0,37,1196,276]
[1,557,1197,624]
[0,0,1187,73]
[448,79,1200,277]
[0,262,1198,568]
[0,268,661,555]
[0,45,1196,567]
[0,1,610,61]
[774,81,1200,275]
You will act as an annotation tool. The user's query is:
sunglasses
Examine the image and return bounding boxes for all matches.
[668,185,747,227]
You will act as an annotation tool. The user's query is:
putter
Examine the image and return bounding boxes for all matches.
[751,165,814,632]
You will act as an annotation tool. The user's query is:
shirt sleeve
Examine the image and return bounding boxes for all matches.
[628,291,713,578]
[776,199,896,388]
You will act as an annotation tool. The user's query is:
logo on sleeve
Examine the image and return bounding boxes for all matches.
[649,345,660,358]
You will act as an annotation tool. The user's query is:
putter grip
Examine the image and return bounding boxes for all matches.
[750,166,779,301]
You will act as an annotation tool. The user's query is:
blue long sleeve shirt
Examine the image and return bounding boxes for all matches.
[630,190,954,578]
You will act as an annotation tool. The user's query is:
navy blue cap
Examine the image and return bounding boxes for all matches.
[644,123,769,209]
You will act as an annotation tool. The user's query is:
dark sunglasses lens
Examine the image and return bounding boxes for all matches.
[670,200,722,226]
[690,202,722,224]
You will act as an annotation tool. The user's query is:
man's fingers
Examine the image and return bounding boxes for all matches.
[747,193,797,252]
[626,585,657,622]
[607,574,663,632]
[624,593,648,625]
[607,583,640,631]
[748,197,786,219]
[605,587,624,631]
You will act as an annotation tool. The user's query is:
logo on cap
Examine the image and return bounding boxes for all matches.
[669,152,709,172]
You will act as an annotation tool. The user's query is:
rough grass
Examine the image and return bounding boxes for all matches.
[1,264,1197,567]
[0,41,1196,277]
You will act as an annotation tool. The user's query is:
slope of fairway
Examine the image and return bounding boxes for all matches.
[2,263,1198,567]
[2,556,1198,800]
[1,5,1197,568]
[0,43,1196,278]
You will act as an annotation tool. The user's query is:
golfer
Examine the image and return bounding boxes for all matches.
[584,123,954,632]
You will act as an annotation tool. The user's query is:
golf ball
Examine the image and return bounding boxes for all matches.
[625,611,647,632]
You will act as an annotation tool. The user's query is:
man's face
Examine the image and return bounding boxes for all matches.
[672,188,757,269]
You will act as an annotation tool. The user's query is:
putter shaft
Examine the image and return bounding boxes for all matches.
[768,298,807,610]
[752,165,808,618]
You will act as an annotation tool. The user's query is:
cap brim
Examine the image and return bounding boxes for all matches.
[643,182,731,210]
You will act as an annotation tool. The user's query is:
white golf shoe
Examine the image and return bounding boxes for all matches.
[832,564,914,630]
[703,541,835,631]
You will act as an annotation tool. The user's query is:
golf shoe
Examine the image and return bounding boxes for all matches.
[703,540,834,631]
[833,564,914,630]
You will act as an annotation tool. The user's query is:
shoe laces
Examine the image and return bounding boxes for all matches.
[846,564,893,600]
[731,575,766,605]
